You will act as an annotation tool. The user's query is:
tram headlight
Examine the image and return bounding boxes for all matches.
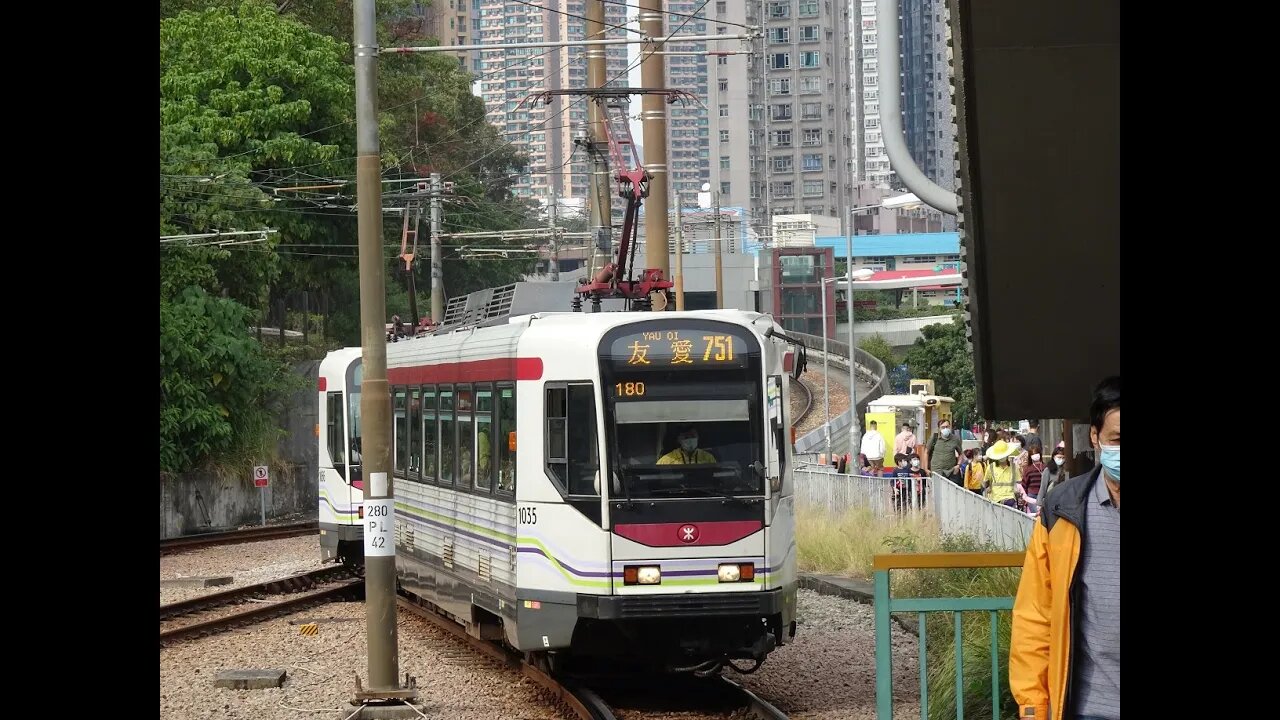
[718,563,756,583]
[624,565,662,585]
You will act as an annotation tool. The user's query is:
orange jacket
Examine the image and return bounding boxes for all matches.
[1009,466,1103,720]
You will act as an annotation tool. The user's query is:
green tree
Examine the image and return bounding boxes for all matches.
[160,287,295,474]
[160,1,353,473]
[858,333,897,370]
[903,316,978,422]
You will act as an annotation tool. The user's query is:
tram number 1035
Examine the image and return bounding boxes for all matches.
[614,381,646,398]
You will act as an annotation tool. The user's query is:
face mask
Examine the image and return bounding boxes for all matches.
[1012,443,1022,451]
[1054,457,1065,467]
[1098,444,1119,482]
[910,459,920,467]
[680,438,698,453]
[941,428,952,438]
[1031,453,1041,462]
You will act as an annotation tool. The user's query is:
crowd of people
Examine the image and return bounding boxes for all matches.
[836,418,1076,516]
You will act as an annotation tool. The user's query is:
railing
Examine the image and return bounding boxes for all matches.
[873,552,1025,720]
[930,473,1033,551]
[788,331,888,457]
[793,465,930,516]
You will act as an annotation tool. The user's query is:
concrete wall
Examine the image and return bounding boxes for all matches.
[159,360,320,539]
[835,314,956,350]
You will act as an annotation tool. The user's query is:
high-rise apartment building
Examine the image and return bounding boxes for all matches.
[664,1,711,201]
[708,1,854,239]
[900,0,953,193]
[476,1,630,200]
[849,0,954,195]
[416,0,471,70]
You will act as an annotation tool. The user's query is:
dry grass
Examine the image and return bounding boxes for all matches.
[795,504,943,578]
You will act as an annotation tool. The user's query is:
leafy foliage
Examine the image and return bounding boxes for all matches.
[160,287,296,474]
[159,0,541,474]
[858,333,898,370]
[903,316,979,422]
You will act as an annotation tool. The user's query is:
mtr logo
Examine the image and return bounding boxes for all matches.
[678,524,699,543]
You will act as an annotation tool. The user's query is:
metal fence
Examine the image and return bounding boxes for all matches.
[931,472,1033,551]
[873,552,1025,720]
[792,465,931,517]
[793,464,1034,551]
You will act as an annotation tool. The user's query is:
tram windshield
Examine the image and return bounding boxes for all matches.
[599,322,765,500]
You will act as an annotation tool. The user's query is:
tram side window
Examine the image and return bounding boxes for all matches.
[439,387,455,485]
[496,385,516,495]
[408,387,421,481]
[421,386,438,483]
[458,384,475,487]
[475,384,494,492]
[545,383,600,497]
[326,391,347,478]
[394,388,408,479]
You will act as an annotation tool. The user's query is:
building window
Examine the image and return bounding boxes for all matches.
[802,153,822,171]
[770,78,791,95]
[800,76,821,94]
[773,155,793,172]
[769,1,790,18]
[769,129,792,147]
[719,104,729,116]
[771,53,790,70]
[799,25,819,42]
[800,51,820,68]
[719,78,728,91]
[801,102,822,120]
[802,128,822,146]
[720,129,730,142]
[771,181,794,198]
[720,181,731,195]
[720,155,731,170]
[716,1,726,12]
[803,180,824,196]
[799,1,818,17]
[769,27,790,44]
[771,103,792,121]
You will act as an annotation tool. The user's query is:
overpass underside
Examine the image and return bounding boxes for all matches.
[948,0,1120,419]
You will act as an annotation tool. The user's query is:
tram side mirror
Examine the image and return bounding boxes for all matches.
[790,346,808,380]
[751,461,766,478]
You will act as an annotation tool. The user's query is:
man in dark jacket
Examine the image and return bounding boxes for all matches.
[926,418,964,485]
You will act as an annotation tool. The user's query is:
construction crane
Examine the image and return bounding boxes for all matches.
[525,88,697,312]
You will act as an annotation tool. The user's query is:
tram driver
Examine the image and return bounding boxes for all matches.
[656,425,717,465]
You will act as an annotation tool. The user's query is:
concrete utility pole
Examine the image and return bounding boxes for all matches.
[351,0,417,714]
[585,1,613,277]
[430,172,444,323]
[639,0,670,286]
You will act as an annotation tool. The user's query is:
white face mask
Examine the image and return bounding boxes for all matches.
[1054,457,1065,466]
[941,427,952,438]
[910,459,920,467]
[1031,453,1041,462]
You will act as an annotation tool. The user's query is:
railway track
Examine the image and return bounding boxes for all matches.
[792,375,814,428]
[396,594,787,720]
[159,521,318,555]
[159,566,363,646]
